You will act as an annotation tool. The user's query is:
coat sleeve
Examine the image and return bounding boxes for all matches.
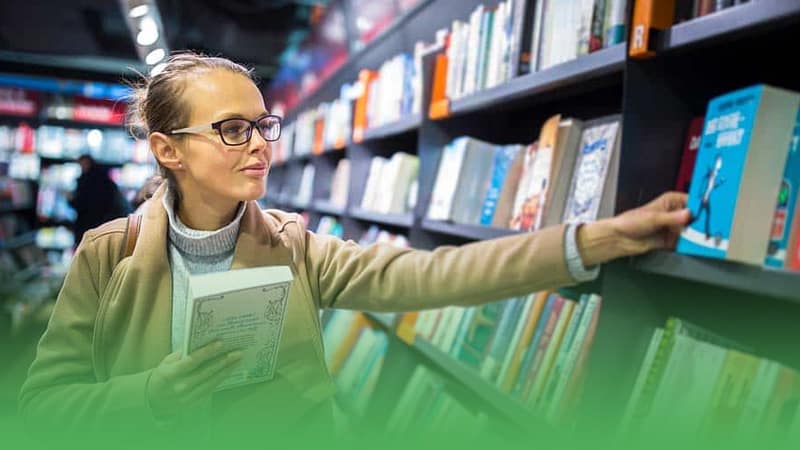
[17,230,161,439]
[303,222,576,312]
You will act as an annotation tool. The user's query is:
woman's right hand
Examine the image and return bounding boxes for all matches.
[146,341,243,419]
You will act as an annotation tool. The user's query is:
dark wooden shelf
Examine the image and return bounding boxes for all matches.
[361,114,421,142]
[633,250,800,304]
[421,219,521,241]
[312,200,346,216]
[361,311,534,427]
[447,45,625,117]
[663,0,800,52]
[0,203,34,214]
[0,115,126,130]
[349,207,413,229]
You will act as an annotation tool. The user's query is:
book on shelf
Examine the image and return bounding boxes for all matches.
[405,291,603,419]
[674,116,705,193]
[677,84,800,265]
[184,266,292,391]
[622,315,798,438]
[328,158,350,210]
[562,114,622,225]
[386,365,489,436]
[360,153,419,215]
[767,107,800,269]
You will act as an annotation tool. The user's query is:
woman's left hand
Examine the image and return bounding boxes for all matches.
[577,192,691,267]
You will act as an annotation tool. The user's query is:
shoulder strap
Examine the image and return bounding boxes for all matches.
[121,213,142,260]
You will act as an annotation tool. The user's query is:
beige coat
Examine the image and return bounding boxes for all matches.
[18,185,573,442]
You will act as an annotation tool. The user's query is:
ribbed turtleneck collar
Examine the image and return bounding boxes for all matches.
[162,188,245,257]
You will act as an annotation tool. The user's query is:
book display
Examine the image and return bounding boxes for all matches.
[263,0,800,441]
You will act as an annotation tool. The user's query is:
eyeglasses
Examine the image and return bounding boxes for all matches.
[169,115,282,146]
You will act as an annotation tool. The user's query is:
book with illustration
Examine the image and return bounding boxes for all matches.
[677,84,800,264]
[184,266,293,391]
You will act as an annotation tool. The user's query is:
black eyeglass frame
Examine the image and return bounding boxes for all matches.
[169,114,282,146]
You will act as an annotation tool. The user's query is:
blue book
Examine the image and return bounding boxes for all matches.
[677,84,800,264]
[766,108,800,268]
[480,145,521,226]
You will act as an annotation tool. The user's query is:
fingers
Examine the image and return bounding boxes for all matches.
[177,351,243,393]
[652,208,691,230]
[186,355,243,400]
[176,341,226,374]
[647,191,688,212]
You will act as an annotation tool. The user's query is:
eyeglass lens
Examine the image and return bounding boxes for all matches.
[219,117,281,145]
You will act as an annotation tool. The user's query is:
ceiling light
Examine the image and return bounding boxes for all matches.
[136,17,159,46]
[145,48,166,65]
[150,63,167,76]
[129,5,149,18]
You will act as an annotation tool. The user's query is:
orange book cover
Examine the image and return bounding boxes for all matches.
[396,312,419,345]
[352,69,378,143]
[629,0,676,59]
[312,117,325,155]
[428,53,450,120]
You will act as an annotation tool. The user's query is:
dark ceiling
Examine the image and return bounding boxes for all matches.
[0,0,321,84]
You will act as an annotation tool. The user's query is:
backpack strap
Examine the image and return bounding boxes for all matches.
[121,213,142,260]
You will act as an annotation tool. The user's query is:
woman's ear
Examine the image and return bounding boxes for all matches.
[149,132,183,171]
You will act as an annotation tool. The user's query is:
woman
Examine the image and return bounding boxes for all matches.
[18,53,689,445]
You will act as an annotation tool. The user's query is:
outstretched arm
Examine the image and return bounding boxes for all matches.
[305,192,689,312]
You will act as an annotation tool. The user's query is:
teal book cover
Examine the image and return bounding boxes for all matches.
[677,85,762,259]
[765,107,800,267]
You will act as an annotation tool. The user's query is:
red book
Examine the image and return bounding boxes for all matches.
[674,116,705,193]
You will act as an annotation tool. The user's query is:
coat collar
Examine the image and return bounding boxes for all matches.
[116,184,277,365]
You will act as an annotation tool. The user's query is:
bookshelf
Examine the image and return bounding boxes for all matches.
[421,219,520,241]
[349,207,414,229]
[361,312,543,431]
[633,251,800,305]
[269,0,800,438]
[447,45,626,118]
[360,113,422,143]
[662,0,800,52]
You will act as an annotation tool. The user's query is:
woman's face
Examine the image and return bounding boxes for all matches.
[173,69,272,205]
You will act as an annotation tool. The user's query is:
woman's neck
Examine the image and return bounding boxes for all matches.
[175,190,240,231]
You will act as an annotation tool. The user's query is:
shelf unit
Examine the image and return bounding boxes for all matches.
[267,0,800,436]
[633,251,800,305]
[361,312,544,431]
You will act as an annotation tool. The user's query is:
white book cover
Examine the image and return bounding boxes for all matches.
[361,157,387,211]
[563,117,620,224]
[184,265,293,391]
[428,138,468,220]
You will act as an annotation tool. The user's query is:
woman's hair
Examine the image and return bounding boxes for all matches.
[127,51,256,198]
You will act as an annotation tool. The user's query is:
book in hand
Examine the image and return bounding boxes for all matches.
[677,84,800,265]
[184,266,293,391]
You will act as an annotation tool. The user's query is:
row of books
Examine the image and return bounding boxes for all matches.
[675,0,750,23]
[0,124,150,165]
[289,92,353,158]
[0,177,34,210]
[323,311,389,417]
[675,84,800,270]
[386,365,489,435]
[273,163,316,208]
[360,153,419,215]
[428,0,626,117]
[428,114,621,231]
[35,226,74,250]
[409,292,601,421]
[622,316,799,438]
